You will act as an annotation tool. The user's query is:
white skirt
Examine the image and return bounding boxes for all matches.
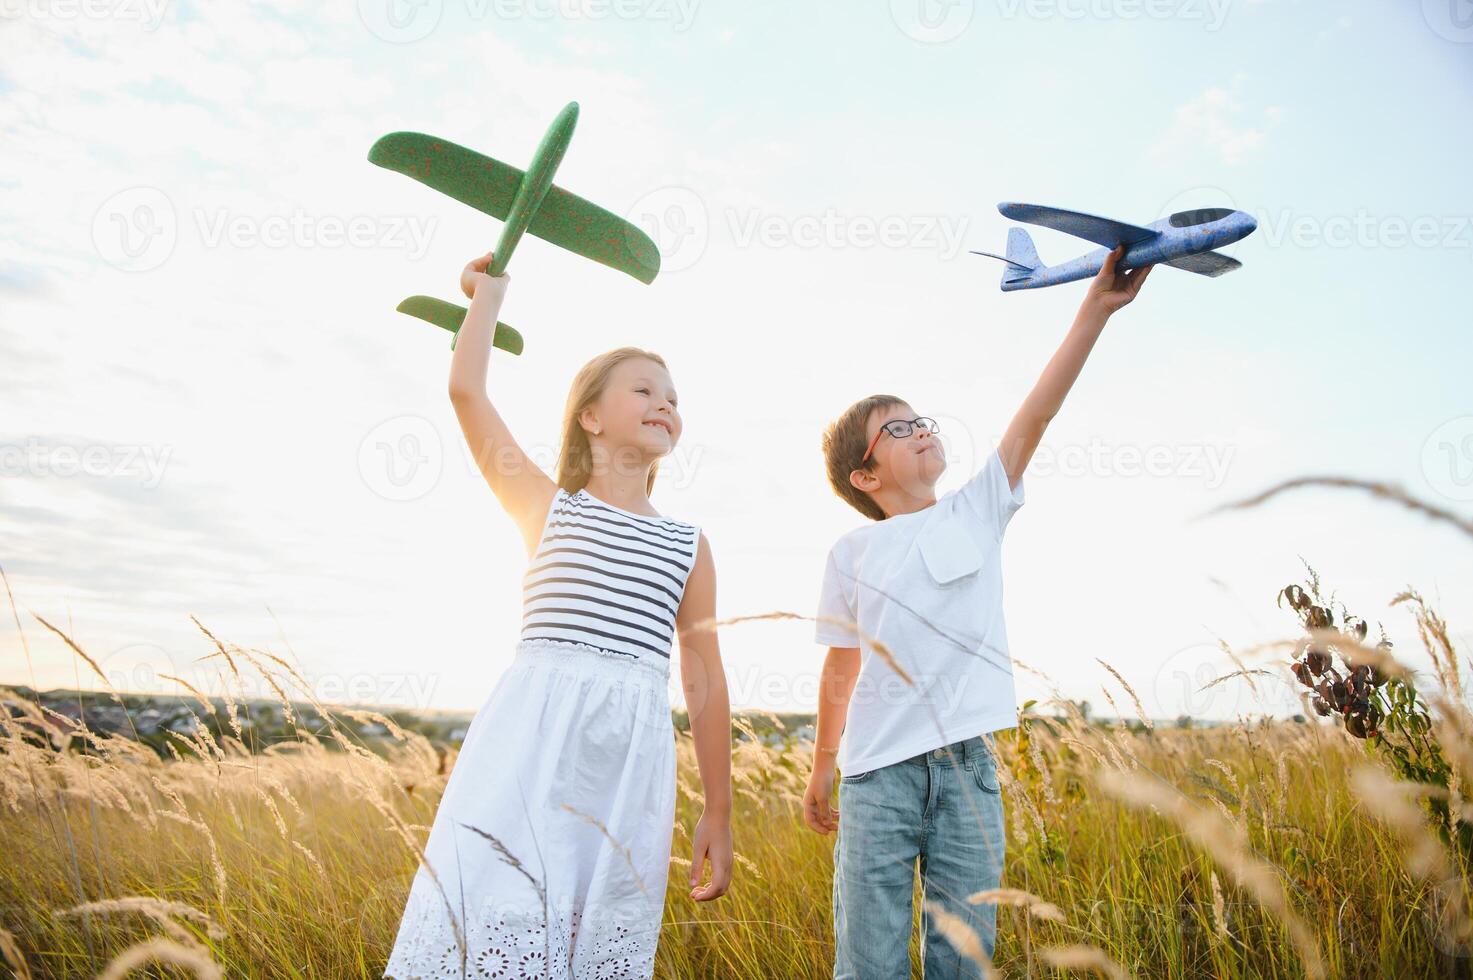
[384,638,678,980]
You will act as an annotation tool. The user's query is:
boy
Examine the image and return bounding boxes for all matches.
[803,246,1153,978]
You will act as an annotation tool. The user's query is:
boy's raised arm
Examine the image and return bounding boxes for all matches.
[448,251,557,552]
[998,245,1154,489]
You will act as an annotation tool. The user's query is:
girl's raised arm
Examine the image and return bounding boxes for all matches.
[448,251,558,553]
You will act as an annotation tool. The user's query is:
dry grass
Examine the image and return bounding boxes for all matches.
[3,479,1472,977]
[2,618,1470,979]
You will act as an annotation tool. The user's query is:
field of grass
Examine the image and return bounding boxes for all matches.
[3,484,1472,978]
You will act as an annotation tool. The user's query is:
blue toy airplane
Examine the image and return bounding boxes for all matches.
[971,202,1258,291]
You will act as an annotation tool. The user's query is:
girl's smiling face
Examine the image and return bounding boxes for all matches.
[580,356,682,461]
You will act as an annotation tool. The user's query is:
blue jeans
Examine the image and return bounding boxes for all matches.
[832,734,1006,979]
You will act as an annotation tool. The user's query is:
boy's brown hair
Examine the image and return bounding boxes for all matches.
[821,394,906,522]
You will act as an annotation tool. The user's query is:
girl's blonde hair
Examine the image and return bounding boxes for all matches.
[555,347,669,496]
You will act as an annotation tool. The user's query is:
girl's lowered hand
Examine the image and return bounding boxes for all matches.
[460,250,510,302]
[688,810,733,902]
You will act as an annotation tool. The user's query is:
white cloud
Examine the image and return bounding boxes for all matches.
[1148,82,1281,167]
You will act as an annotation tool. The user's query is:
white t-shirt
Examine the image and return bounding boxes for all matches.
[814,446,1025,776]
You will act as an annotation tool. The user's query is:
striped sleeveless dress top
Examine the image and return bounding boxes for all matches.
[520,487,701,671]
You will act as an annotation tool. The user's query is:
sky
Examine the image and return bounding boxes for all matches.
[2,0,1471,723]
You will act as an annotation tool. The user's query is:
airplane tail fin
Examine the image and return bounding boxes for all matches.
[970,227,1044,289]
[1005,227,1042,275]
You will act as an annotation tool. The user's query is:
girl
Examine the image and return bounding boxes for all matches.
[384,252,734,979]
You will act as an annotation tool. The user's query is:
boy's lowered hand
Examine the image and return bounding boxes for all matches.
[804,645,857,835]
[802,761,839,835]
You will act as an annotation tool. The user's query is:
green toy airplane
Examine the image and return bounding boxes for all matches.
[368,101,661,353]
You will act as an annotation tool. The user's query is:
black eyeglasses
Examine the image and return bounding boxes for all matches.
[861,417,939,463]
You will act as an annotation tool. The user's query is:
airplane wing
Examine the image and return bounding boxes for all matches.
[997,202,1159,248]
[396,295,524,355]
[1161,250,1242,277]
[369,132,661,284]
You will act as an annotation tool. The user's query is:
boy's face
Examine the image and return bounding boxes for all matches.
[851,401,947,503]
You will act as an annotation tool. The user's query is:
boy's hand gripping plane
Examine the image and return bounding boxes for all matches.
[368,101,661,353]
[972,202,1257,291]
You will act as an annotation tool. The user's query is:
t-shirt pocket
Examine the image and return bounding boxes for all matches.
[917,513,993,586]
